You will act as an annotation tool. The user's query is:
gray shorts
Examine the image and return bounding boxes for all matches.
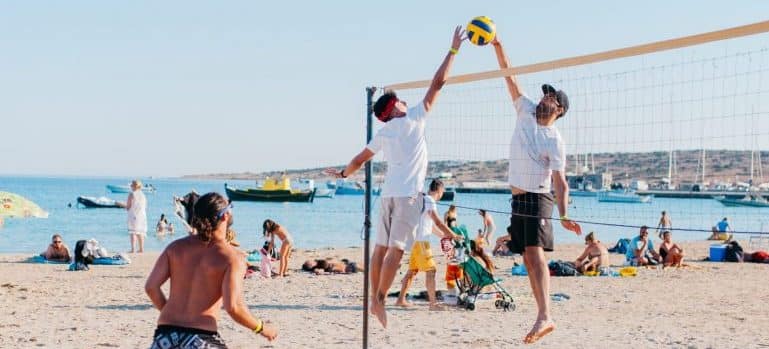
[376,196,424,250]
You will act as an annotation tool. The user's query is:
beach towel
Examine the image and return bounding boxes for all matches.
[608,238,631,254]
[27,255,69,264]
[511,264,528,276]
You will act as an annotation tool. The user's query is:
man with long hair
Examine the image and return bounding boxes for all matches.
[145,192,277,347]
[325,26,466,328]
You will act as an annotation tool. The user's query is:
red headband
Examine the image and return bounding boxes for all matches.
[377,97,398,122]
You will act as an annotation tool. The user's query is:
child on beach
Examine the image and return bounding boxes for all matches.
[395,179,463,311]
[442,225,470,303]
[263,219,293,277]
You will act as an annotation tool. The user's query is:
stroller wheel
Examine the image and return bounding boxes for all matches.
[494,300,502,309]
[466,302,475,311]
[457,298,465,306]
[504,301,516,312]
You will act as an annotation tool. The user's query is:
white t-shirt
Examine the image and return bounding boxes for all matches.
[127,190,148,232]
[415,195,437,242]
[508,95,566,193]
[366,102,428,197]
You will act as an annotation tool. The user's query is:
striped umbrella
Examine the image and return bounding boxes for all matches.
[0,191,49,218]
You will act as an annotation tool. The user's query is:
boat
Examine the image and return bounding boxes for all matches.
[597,190,653,203]
[314,188,336,198]
[106,184,156,194]
[77,196,126,208]
[334,179,381,195]
[570,190,600,197]
[224,183,316,203]
[714,193,769,207]
[439,188,455,201]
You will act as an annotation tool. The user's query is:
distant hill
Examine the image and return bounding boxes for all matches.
[182,149,768,185]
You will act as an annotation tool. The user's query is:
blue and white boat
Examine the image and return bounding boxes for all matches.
[334,179,381,195]
[106,184,156,194]
[597,190,652,203]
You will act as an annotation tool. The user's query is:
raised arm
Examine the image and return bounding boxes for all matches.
[144,249,171,311]
[491,37,523,102]
[324,148,375,179]
[222,258,278,341]
[422,26,465,113]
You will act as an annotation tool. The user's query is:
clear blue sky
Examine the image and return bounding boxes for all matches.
[2,1,769,177]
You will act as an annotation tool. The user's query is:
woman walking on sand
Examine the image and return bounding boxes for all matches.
[126,180,148,253]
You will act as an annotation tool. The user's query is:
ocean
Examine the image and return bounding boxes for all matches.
[1,176,767,254]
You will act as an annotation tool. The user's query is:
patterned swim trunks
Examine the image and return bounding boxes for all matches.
[150,325,227,349]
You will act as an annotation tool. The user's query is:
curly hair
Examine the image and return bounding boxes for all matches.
[191,192,230,242]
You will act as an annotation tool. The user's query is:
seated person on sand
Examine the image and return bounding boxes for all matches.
[301,258,363,274]
[709,217,733,240]
[40,234,71,262]
[492,234,512,256]
[625,226,662,266]
[659,231,685,267]
[574,232,609,273]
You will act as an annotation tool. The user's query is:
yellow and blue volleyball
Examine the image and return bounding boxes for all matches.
[466,16,496,46]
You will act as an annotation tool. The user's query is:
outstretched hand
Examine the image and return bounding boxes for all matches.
[490,35,500,46]
[260,322,278,341]
[323,168,343,178]
[451,25,466,51]
[561,219,582,236]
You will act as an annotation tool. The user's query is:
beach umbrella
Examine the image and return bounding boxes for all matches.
[0,191,49,219]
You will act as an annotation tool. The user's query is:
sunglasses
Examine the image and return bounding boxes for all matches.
[53,241,62,244]
[216,203,233,220]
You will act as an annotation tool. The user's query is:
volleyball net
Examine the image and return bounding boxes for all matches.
[369,20,769,242]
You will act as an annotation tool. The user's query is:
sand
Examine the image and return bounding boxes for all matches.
[1,240,768,349]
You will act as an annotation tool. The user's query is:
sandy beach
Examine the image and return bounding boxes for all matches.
[1,240,768,348]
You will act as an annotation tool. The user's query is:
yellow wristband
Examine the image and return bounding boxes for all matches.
[560,215,568,220]
[449,47,458,55]
[252,320,263,334]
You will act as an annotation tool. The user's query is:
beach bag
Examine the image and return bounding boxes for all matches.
[74,240,94,265]
[608,238,631,254]
[724,241,744,262]
[548,260,579,276]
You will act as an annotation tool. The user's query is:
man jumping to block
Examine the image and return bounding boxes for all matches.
[325,26,465,328]
[491,36,582,344]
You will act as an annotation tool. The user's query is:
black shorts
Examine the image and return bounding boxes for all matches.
[150,325,227,349]
[506,192,554,254]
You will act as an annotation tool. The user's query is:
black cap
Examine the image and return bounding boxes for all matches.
[542,84,569,117]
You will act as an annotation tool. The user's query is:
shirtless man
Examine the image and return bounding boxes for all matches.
[40,234,71,262]
[145,192,277,348]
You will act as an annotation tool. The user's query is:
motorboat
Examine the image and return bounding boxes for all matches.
[597,190,653,203]
[334,179,381,195]
[77,196,126,208]
[714,193,769,207]
[106,183,156,194]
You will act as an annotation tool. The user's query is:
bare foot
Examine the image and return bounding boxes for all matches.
[370,298,388,328]
[523,319,555,344]
[428,303,446,311]
[394,299,411,308]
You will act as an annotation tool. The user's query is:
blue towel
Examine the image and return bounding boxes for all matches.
[511,264,528,276]
[27,255,69,264]
[246,252,262,262]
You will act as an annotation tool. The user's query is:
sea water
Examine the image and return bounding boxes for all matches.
[1,176,767,253]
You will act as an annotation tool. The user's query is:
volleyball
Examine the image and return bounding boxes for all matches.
[466,16,496,46]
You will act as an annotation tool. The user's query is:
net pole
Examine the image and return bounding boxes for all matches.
[362,86,375,349]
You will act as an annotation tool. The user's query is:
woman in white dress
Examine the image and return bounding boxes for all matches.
[126,180,148,253]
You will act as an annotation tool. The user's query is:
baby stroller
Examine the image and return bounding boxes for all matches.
[452,228,515,312]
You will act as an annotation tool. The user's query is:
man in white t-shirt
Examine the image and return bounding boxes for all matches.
[394,179,462,311]
[325,26,466,328]
[491,36,582,344]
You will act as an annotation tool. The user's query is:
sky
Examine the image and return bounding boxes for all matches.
[2,1,769,177]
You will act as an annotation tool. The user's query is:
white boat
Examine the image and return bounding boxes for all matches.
[106,184,156,194]
[314,188,336,198]
[597,190,652,203]
[714,193,769,208]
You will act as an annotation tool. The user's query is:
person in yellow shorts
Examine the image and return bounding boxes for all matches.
[395,179,463,311]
